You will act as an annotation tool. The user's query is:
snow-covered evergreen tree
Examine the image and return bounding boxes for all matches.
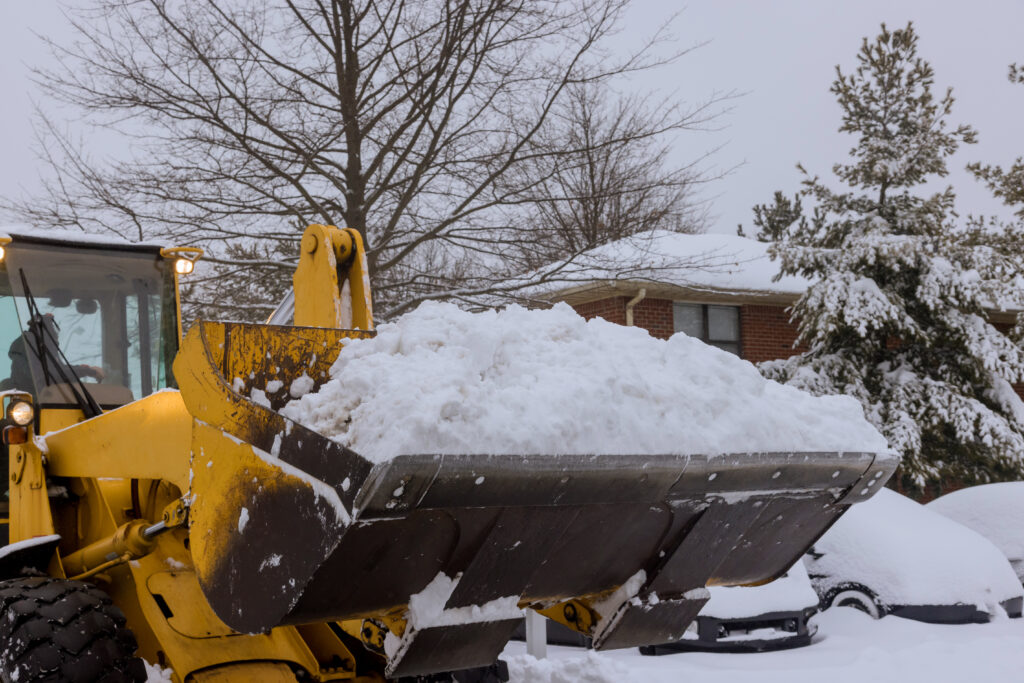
[758,24,1024,494]
[737,191,803,242]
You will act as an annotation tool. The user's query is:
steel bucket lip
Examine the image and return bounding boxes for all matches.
[352,450,889,518]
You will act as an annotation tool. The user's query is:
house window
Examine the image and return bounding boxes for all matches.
[673,303,740,356]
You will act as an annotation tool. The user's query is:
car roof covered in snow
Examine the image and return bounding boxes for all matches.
[928,482,1024,567]
[806,488,1022,609]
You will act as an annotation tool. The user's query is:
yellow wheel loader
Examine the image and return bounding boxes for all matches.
[0,225,895,682]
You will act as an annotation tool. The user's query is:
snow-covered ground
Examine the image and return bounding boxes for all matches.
[502,607,1024,682]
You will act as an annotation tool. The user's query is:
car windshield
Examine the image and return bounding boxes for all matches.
[0,241,178,405]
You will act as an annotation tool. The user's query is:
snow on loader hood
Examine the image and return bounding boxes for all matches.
[281,302,891,464]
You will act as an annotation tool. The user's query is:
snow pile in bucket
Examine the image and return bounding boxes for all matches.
[281,302,890,463]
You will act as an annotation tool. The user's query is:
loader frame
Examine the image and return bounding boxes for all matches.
[0,225,896,682]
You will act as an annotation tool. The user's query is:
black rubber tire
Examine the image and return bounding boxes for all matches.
[0,577,147,683]
[827,584,884,619]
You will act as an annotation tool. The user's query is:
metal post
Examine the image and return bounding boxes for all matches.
[525,610,547,659]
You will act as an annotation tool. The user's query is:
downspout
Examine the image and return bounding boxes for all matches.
[625,288,647,327]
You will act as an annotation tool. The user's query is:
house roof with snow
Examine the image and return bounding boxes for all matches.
[535,230,1022,322]
[536,230,811,307]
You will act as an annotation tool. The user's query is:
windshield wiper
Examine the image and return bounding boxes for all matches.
[19,270,103,419]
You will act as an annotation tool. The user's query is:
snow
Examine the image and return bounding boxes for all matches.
[927,482,1024,582]
[144,662,173,682]
[591,571,647,620]
[280,302,889,463]
[807,488,1023,609]
[237,507,249,533]
[405,572,522,630]
[386,572,522,662]
[1,224,165,249]
[259,554,283,571]
[505,650,626,682]
[701,559,818,619]
[533,230,813,298]
[249,388,271,408]
[288,373,315,398]
[502,607,1024,682]
[0,534,60,561]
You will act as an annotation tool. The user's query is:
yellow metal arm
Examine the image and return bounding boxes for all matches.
[42,390,193,490]
[293,224,374,330]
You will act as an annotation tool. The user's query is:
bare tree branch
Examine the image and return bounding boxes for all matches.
[7,0,727,321]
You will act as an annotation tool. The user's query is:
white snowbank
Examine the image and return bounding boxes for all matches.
[505,650,628,683]
[502,607,1024,683]
[281,302,889,463]
[808,488,1022,609]
[702,558,818,619]
[928,482,1024,582]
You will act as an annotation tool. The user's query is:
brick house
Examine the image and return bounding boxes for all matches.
[541,231,1024,399]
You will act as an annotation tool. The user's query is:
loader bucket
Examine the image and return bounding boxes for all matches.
[174,321,895,677]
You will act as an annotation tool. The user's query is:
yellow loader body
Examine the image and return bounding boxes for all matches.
[0,224,894,681]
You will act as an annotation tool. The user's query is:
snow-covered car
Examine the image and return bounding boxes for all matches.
[640,559,819,654]
[927,482,1024,585]
[805,488,1023,623]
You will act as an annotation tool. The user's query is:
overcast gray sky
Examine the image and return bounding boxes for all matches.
[1,1,1021,234]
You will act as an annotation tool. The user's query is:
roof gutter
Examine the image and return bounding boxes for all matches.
[625,288,647,327]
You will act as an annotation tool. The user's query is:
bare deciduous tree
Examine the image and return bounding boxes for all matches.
[506,82,719,271]
[9,0,725,320]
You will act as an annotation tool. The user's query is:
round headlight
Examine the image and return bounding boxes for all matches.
[8,401,34,426]
[174,258,194,275]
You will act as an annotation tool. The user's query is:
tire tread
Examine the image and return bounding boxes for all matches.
[0,577,146,683]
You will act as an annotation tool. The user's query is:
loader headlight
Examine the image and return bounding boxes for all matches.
[0,245,6,262]
[174,258,194,275]
[7,401,34,426]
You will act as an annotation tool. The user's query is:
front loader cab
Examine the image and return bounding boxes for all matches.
[0,229,185,415]
[0,228,195,546]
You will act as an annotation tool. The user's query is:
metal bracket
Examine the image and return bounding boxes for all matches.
[161,499,189,529]
[10,451,26,485]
